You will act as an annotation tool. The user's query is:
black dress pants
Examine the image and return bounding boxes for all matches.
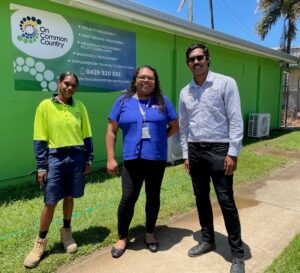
[117,158,166,239]
[188,142,244,258]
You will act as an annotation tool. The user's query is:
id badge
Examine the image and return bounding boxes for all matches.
[141,123,151,139]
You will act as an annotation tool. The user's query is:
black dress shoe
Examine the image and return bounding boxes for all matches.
[188,242,216,257]
[144,239,159,252]
[230,257,245,273]
[111,245,127,258]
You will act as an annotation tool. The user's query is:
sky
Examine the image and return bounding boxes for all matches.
[131,0,300,49]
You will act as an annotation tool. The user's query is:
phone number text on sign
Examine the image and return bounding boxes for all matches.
[85,69,121,77]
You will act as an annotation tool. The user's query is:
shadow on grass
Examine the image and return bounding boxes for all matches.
[242,129,293,147]
[84,169,115,184]
[0,182,43,206]
[44,226,111,257]
[75,225,111,247]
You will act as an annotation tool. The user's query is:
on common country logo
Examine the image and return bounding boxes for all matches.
[18,16,42,44]
[17,14,69,49]
[11,4,73,59]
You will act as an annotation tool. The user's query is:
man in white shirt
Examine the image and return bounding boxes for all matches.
[179,43,245,273]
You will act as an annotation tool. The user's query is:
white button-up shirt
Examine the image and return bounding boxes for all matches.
[179,71,243,159]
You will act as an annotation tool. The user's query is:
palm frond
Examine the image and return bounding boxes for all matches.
[255,7,282,39]
[255,0,299,52]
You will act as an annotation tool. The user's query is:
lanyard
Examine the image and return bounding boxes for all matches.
[137,99,151,122]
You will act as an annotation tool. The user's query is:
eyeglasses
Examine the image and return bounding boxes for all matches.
[137,75,155,81]
[187,55,205,63]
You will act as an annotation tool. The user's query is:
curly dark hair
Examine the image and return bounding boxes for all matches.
[123,65,166,112]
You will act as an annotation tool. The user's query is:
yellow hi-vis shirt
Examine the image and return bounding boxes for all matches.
[33,98,92,148]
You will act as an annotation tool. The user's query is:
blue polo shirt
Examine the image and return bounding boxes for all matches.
[109,95,177,161]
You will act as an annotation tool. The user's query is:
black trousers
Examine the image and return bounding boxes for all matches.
[117,158,166,239]
[188,142,244,258]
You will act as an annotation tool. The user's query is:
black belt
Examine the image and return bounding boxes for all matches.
[190,142,229,148]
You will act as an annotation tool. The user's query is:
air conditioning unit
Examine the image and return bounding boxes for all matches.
[248,113,271,138]
[167,132,183,163]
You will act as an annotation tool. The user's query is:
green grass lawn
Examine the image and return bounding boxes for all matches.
[264,233,300,273]
[0,130,299,273]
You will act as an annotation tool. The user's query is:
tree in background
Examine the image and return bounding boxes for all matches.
[256,1,300,127]
[256,0,300,54]
[178,0,215,29]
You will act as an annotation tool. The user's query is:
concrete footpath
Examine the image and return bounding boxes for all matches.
[58,160,300,273]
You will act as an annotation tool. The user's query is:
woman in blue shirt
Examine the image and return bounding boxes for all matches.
[106,65,178,258]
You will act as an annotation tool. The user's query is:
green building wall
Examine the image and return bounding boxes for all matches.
[0,0,283,188]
